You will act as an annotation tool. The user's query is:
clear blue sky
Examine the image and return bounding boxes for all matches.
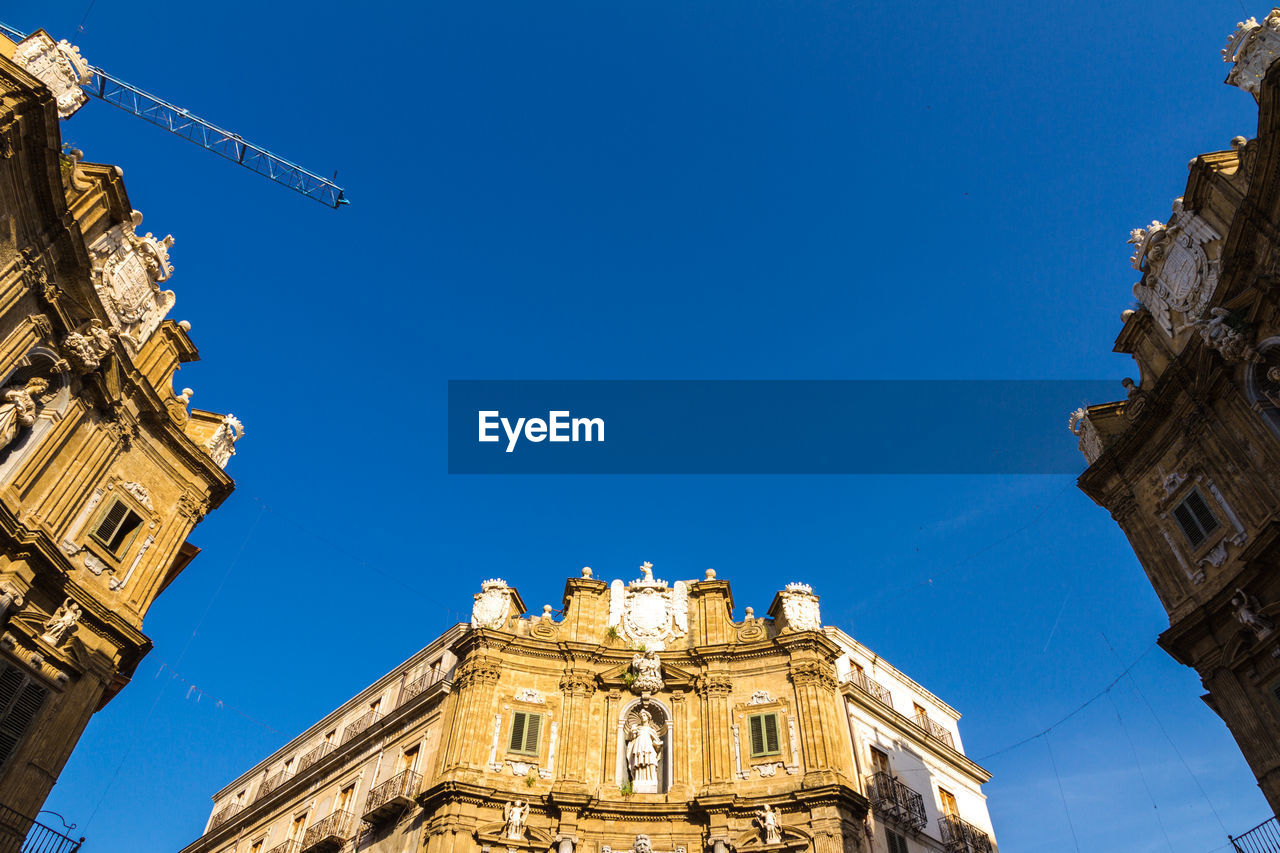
[8,0,1273,850]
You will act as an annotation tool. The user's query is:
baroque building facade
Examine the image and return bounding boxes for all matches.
[180,568,997,853]
[0,28,241,833]
[1073,8,1280,819]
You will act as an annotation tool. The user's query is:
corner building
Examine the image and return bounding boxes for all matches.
[0,28,241,835]
[1074,10,1280,819]
[181,568,997,853]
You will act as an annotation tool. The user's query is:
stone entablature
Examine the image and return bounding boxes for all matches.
[183,568,998,853]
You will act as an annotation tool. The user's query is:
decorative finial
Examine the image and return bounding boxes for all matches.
[704,568,716,580]
[581,566,593,578]
[640,561,654,582]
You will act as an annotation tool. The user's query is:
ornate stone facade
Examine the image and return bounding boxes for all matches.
[1077,9,1280,818]
[179,569,999,853]
[0,31,239,832]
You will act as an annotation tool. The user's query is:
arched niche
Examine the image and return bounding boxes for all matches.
[615,697,673,794]
[0,347,72,482]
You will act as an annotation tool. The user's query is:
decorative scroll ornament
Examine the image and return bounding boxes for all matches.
[0,378,48,454]
[1224,10,1280,98]
[203,414,244,469]
[749,689,773,705]
[41,598,81,647]
[630,650,664,694]
[1068,407,1103,465]
[608,563,688,651]
[1232,588,1274,641]
[471,578,513,629]
[62,319,115,373]
[120,481,153,510]
[1128,199,1221,336]
[1197,307,1256,364]
[779,582,821,632]
[87,210,176,351]
[12,33,91,119]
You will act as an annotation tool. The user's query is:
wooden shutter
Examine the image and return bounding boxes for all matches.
[1172,502,1202,546]
[1187,491,1220,535]
[94,500,129,542]
[509,712,527,752]
[0,663,46,768]
[523,713,541,753]
[748,714,765,757]
[763,713,780,754]
[885,830,907,853]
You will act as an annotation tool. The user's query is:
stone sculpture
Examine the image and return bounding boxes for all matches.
[625,708,664,793]
[0,378,47,453]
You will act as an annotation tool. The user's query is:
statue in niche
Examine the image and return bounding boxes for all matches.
[754,804,782,845]
[625,707,665,793]
[0,378,47,453]
[502,800,529,840]
[1232,588,1274,641]
[41,598,81,647]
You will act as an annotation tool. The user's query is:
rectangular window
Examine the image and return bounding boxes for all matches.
[335,784,354,814]
[884,829,909,853]
[91,499,143,553]
[869,746,890,777]
[290,814,307,840]
[747,712,781,758]
[249,841,264,853]
[400,746,419,774]
[1173,489,1220,548]
[508,711,542,755]
[0,663,47,769]
[939,787,959,817]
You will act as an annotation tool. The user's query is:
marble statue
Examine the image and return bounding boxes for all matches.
[0,378,47,453]
[41,598,81,647]
[1232,588,1274,641]
[502,800,529,840]
[625,708,664,792]
[755,804,782,845]
[630,650,664,694]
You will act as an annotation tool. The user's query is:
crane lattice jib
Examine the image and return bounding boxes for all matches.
[0,21,346,209]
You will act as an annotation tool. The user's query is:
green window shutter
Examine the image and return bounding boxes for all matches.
[523,714,541,754]
[509,712,527,753]
[94,501,129,543]
[763,713,780,755]
[748,714,765,757]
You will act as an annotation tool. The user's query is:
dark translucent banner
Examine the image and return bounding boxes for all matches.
[447,380,1118,474]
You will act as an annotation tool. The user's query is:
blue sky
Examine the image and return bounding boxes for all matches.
[9,0,1275,850]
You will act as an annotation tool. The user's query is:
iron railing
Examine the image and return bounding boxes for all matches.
[341,709,381,745]
[297,741,334,773]
[0,805,83,853]
[364,770,421,820]
[265,842,301,853]
[848,671,893,709]
[939,814,993,853]
[402,667,447,703]
[865,772,926,833]
[1233,817,1280,852]
[256,768,291,802]
[301,811,354,851]
[911,713,955,750]
[209,801,242,830]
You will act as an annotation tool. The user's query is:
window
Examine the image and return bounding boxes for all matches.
[289,814,307,840]
[400,745,419,774]
[335,783,355,814]
[1172,489,1220,548]
[747,712,781,758]
[884,829,909,853]
[0,663,47,769]
[324,729,336,744]
[869,746,890,777]
[939,787,959,817]
[90,499,143,553]
[249,840,263,853]
[508,711,542,756]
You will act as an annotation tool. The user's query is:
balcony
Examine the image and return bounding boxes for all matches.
[911,713,955,750]
[1231,816,1280,852]
[402,667,446,703]
[209,801,242,830]
[301,811,355,853]
[256,769,291,802]
[865,772,926,833]
[848,671,893,709]
[341,709,381,745]
[939,814,993,853]
[297,741,334,773]
[265,842,302,853]
[363,770,421,824]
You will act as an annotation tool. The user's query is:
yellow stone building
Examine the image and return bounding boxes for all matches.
[0,27,240,837]
[1074,10,1280,820]
[180,569,997,853]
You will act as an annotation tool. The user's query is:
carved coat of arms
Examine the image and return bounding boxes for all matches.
[778,583,821,632]
[87,210,177,351]
[608,563,688,651]
[1128,198,1220,337]
[472,579,513,629]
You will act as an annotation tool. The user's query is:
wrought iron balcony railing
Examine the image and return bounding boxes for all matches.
[848,671,893,709]
[865,772,926,833]
[209,801,242,830]
[297,741,334,773]
[1232,816,1280,853]
[939,814,993,853]
[364,770,421,824]
[256,769,291,802]
[0,804,83,853]
[402,667,447,703]
[301,811,355,853]
[265,841,302,853]
[911,713,955,750]
[341,709,381,745]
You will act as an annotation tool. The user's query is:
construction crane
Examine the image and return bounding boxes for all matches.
[0,21,346,209]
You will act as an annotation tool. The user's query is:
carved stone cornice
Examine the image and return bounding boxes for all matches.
[787,661,836,691]
[696,674,732,697]
[456,656,502,688]
[558,668,596,696]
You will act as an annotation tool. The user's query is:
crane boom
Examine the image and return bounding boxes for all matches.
[0,21,346,209]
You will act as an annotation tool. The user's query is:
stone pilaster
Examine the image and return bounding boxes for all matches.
[697,673,733,787]
[557,667,597,787]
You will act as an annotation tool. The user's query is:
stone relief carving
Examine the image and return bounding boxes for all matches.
[0,378,48,454]
[501,800,529,840]
[630,650,664,694]
[755,762,785,778]
[1128,199,1221,336]
[41,598,81,647]
[514,687,544,704]
[82,553,108,576]
[120,481,153,510]
[1232,588,1274,641]
[778,583,821,632]
[1224,10,1280,98]
[87,210,176,351]
[472,578,514,629]
[1196,307,1256,364]
[608,563,688,650]
[754,804,783,845]
[749,689,773,705]
[12,33,91,119]
[1069,407,1103,464]
[203,414,244,469]
[0,583,23,626]
[624,707,664,793]
[601,839,685,853]
[62,320,115,373]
